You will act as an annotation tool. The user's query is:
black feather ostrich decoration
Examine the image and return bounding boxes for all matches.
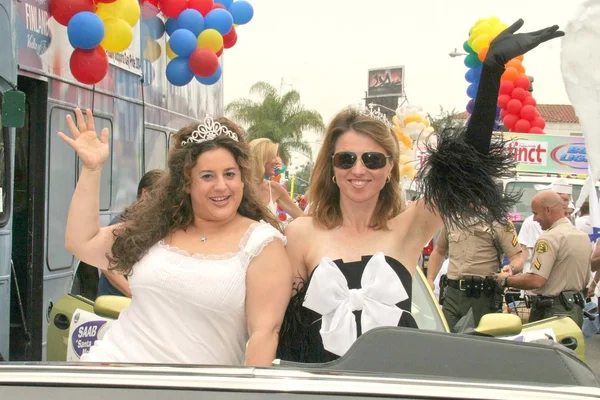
[415,128,522,230]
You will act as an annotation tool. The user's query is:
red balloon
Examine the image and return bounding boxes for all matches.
[158,0,187,17]
[514,75,531,91]
[503,114,519,130]
[497,94,511,109]
[49,0,95,26]
[511,87,527,102]
[70,47,109,85]
[520,105,537,121]
[529,127,544,134]
[506,99,523,115]
[188,0,214,16]
[531,117,546,130]
[212,2,225,9]
[514,119,531,133]
[522,96,537,107]
[223,27,237,48]
[278,212,287,222]
[189,48,219,77]
[499,80,514,96]
[500,108,508,119]
[216,47,223,57]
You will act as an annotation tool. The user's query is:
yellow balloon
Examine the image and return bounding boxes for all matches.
[399,134,413,150]
[487,16,501,26]
[101,17,133,53]
[424,119,430,128]
[401,163,416,180]
[97,0,140,27]
[96,8,113,21]
[399,155,410,165]
[144,40,161,62]
[403,115,421,125]
[471,22,493,38]
[392,115,400,125]
[166,42,176,59]
[471,33,492,53]
[197,29,224,53]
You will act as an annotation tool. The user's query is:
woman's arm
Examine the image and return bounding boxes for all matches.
[245,240,292,366]
[59,109,119,270]
[403,20,564,248]
[272,183,305,219]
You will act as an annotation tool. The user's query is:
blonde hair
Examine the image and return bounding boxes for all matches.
[309,108,403,230]
[249,138,279,186]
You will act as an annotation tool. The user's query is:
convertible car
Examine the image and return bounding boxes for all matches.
[3,326,600,399]
[46,268,586,362]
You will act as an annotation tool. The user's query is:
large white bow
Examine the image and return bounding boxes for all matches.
[302,252,409,357]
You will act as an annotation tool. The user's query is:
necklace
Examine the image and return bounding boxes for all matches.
[200,235,208,243]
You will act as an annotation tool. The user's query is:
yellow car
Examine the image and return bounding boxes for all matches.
[47,267,586,361]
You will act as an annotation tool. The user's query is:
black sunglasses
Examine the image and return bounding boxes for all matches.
[332,151,391,170]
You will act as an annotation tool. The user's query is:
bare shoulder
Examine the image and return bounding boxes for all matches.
[284,215,317,238]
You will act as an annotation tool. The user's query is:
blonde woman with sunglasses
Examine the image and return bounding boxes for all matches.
[276,19,564,363]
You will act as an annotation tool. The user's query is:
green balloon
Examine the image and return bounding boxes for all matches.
[464,54,481,68]
[463,40,475,54]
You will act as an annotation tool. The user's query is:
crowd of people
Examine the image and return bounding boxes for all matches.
[54,18,582,366]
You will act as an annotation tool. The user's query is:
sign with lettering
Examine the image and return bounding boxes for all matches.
[66,309,113,361]
[496,134,587,175]
[15,0,52,60]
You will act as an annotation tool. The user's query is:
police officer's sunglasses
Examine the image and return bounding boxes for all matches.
[332,151,391,170]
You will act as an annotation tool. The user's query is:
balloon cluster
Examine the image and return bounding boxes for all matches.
[464,16,546,134]
[393,105,433,180]
[394,104,434,141]
[152,0,253,86]
[50,0,141,85]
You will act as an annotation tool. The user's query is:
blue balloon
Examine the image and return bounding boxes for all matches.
[67,12,104,50]
[465,65,482,84]
[204,9,234,35]
[467,83,479,99]
[228,0,254,25]
[166,57,194,87]
[177,9,205,36]
[216,0,234,8]
[169,29,198,57]
[165,18,180,36]
[196,65,222,85]
[144,16,165,40]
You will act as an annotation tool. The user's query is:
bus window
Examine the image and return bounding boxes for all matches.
[47,108,76,271]
[78,116,112,211]
[144,128,167,172]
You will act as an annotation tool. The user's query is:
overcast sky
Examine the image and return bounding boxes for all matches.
[221,0,583,165]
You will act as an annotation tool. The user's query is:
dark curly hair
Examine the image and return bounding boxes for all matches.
[108,118,281,274]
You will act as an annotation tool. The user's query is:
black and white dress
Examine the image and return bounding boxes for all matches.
[277,252,417,363]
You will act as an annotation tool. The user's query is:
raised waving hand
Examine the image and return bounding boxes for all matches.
[58,108,109,171]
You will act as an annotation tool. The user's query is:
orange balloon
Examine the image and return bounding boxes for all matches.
[506,58,526,74]
[516,55,524,62]
[501,67,519,82]
[478,47,488,63]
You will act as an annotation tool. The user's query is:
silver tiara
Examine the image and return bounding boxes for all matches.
[182,116,239,146]
[359,103,392,128]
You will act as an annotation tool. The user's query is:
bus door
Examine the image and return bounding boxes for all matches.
[10,75,47,361]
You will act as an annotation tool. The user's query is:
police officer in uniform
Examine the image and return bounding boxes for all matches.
[427,219,524,331]
[496,191,591,327]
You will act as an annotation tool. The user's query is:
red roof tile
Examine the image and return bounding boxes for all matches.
[455,104,579,123]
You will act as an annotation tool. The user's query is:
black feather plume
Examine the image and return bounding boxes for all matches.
[415,129,522,230]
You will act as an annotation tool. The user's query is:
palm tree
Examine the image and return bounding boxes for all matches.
[226,81,325,164]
